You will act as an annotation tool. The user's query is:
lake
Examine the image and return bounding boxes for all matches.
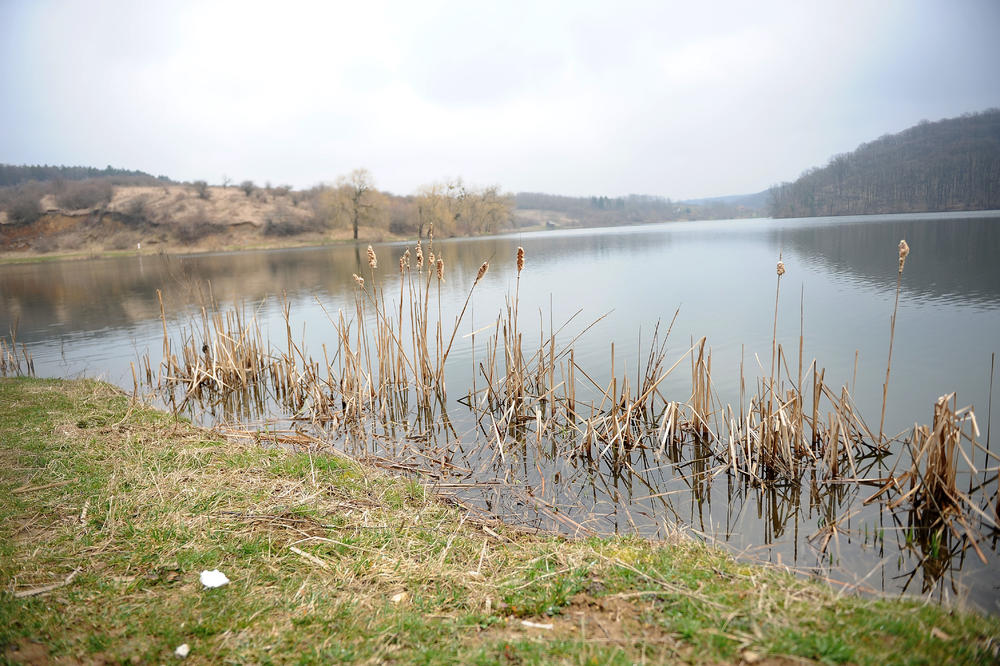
[3,210,998,612]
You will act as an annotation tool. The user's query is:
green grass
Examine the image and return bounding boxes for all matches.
[1,377,998,664]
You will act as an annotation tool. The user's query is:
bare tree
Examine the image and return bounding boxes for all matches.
[336,168,382,240]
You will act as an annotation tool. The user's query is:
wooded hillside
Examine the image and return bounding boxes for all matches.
[768,109,1000,218]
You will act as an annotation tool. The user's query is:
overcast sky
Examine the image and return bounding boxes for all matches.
[2,1,998,199]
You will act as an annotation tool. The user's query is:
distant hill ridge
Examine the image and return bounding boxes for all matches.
[0,164,170,188]
[768,109,1000,217]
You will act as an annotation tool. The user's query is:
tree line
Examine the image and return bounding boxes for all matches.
[515,192,676,225]
[310,169,513,239]
[768,109,1000,218]
[0,164,170,188]
[514,191,761,224]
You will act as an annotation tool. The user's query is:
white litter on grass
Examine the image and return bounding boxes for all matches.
[199,569,230,588]
[520,620,554,630]
[174,643,190,658]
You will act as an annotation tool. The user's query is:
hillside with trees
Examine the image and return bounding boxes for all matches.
[0,166,516,255]
[0,161,766,257]
[769,109,1000,218]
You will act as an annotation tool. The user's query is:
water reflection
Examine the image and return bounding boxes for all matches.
[5,211,999,341]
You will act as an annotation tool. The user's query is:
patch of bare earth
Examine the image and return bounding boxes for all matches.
[476,592,690,660]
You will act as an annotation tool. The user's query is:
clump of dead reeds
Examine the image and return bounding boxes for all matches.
[894,394,966,520]
[144,296,272,417]
[1,323,34,378]
[862,392,997,567]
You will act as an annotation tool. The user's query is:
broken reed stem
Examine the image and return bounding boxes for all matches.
[879,239,910,443]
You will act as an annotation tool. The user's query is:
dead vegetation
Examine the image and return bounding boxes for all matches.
[1,324,34,378]
[129,237,1000,599]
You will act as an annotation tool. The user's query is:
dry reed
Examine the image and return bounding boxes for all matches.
[879,239,909,442]
[135,239,995,554]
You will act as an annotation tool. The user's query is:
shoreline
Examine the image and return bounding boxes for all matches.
[0,224,556,266]
[2,377,998,663]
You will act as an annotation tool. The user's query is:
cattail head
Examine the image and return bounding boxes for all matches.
[436,257,444,281]
[367,245,377,269]
[398,255,405,274]
[352,273,364,288]
[416,241,423,269]
[428,223,434,241]
[403,248,411,268]
[776,261,786,277]
[475,260,489,283]
[898,239,910,272]
[516,246,524,274]
[428,251,435,269]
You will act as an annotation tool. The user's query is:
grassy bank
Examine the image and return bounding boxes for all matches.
[1,378,997,664]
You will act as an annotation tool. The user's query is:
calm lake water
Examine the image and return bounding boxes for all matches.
[3,211,999,611]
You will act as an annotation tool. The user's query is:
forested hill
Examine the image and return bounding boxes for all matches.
[0,164,169,187]
[768,109,1000,218]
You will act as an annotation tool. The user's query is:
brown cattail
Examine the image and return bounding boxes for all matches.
[367,245,377,269]
[436,257,444,281]
[416,241,423,269]
[898,239,910,272]
[475,261,489,283]
[776,261,785,277]
[352,273,364,288]
[398,255,405,274]
[428,252,435,269]
[516,246,524,274]
[403,248,411,268]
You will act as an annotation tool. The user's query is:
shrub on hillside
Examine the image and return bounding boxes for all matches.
[262,202,324,236]
[2,188,43,225]
[55,179,113,210]
[175,208,214,244]
[121,195,151,226]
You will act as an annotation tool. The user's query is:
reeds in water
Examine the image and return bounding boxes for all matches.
[1,322,34,377]
[136,239,995,558]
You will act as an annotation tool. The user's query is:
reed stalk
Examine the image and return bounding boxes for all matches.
[879,239,909,443]
[768,257,785,418]
[437,261,488,391]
